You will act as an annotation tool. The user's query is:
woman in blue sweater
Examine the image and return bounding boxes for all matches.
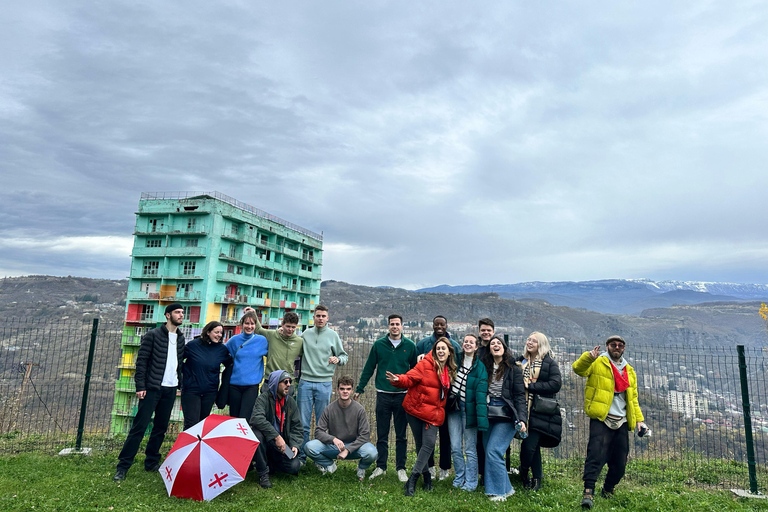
[225,311,269,419]
[181,321,233,429]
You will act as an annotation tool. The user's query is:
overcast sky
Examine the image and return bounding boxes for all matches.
[1,1,766,289]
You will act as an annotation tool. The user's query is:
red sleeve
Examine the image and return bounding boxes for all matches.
[393,358,430,389]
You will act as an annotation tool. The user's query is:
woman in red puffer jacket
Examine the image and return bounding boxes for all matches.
[387,337,456,497]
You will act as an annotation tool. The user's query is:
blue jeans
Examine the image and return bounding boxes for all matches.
[483,399,516,497]
[447,401,479,491]
[298,380,333,459]
[304,440,378,469]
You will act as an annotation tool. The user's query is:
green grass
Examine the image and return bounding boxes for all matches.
[0,451,767,512]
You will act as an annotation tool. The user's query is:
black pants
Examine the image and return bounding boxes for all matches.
[427,420,452,471]
[375,392,408,471]
[520,430,543,479]
[253,428,301,476]
[181,392,217,430]
[407,414,439,476]
[583,418,629,490]
[228,384,260,420]
[117,387,176,472]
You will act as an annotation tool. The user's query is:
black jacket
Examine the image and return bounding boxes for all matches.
[134,324,185,392]
[488,364,528,425]
[517,353,562,447]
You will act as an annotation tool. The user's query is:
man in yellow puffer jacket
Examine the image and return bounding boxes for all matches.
[572,335,647,510]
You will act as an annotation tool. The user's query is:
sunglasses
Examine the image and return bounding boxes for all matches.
[608,342,625,349]
[281,379,292,385]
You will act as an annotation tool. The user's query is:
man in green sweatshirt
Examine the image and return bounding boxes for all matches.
[244,307,304,379]
[298,305,348,463]
[354,314,417,482]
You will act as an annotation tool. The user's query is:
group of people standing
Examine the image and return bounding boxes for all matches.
[113,305,646,508]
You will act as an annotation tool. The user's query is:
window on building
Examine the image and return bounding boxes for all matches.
[236,266,243,275]
[176,283,193,294]
[256,290,264,298]
[146,239,162,248]
[227,264,235,273]
[140,304,155,321]
[260,234,268,245]
[185,238,198,247]
[149,218,163,233]
[181,261,196,275]
[142,260,159,276]
[231,223,240,235]
[308,265,312,272]
[258,271,267,279]
[229,244,236,258]
[187,218,197,230]
[301,263,307,271]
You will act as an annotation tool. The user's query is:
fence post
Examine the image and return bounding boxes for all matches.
[736,344,758,494]
[75,318,99,450]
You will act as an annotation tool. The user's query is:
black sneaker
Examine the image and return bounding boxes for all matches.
[601,487,615,499]
[145,462,161,472]
[259,472,273,489]
[581,489,594,509]
[113,469,127,482]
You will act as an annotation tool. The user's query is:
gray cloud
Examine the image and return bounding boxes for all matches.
[2,1,767,287]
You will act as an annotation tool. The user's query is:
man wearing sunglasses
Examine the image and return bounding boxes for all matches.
[573,335,647,509]
[249,370,303,488]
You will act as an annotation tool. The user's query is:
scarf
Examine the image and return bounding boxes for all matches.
[273,396,286,433]
[521,358,542,413]
[611,362,629,393]
[439,365,450,401]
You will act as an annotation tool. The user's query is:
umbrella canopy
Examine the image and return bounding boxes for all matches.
[160,414,260,501]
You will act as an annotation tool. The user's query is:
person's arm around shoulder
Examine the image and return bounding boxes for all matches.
[572,345,600,377]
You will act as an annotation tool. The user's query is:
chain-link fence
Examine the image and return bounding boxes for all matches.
[1,318,766,491]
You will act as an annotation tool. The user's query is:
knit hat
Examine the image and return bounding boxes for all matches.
[606,335,625,345]
[165,303,183,315]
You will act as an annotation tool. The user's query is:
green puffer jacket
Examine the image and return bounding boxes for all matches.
[460,353,489,431]
[572,351,644,430]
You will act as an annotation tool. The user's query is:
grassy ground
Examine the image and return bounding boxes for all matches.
[0,451,767,512]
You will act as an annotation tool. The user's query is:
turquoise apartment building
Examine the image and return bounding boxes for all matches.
[112,191,322,433]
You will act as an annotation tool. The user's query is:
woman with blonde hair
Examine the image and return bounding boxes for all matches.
[515,331,562,491]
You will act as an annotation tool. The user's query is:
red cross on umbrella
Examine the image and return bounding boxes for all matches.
[159,414,260,501]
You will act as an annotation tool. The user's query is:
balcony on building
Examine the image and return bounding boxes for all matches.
[214,294,250,305]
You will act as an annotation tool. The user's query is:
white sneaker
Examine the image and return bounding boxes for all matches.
[327,462,338,474]
[369,467,386,480]
[397,469,408,482]
[316,463,328,475]
[428,466,436,479]
[356,467,366,480]
[439,469,450,481]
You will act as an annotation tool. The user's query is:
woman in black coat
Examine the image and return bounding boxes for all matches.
[516,331,562,491]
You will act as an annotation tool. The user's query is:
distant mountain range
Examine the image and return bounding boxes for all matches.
[416,279,768,315]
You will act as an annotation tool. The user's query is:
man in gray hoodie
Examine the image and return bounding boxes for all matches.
[249,370,303,488]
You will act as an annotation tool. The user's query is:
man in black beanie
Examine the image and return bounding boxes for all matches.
[113,303,186,481]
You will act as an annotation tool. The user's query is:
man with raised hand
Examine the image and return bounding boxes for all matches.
[243,307,304,378]
[573,335,647,509]
[416,315,461,481]
[298,304,348,463]
[304,376,377,480]
[113,303,186,482]
[354,314,417,482]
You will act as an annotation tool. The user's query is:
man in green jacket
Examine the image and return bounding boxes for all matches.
[354,314,417,482]
[573,335,647,509]
[249,370,303,489]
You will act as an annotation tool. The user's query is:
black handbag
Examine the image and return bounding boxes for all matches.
[532,394,559,415]
[445,392,460,412]
[487,404,514,422]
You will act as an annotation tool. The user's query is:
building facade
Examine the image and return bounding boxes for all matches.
[112,191,323,433]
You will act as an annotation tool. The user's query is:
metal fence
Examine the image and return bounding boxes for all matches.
[1,318,766,491]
